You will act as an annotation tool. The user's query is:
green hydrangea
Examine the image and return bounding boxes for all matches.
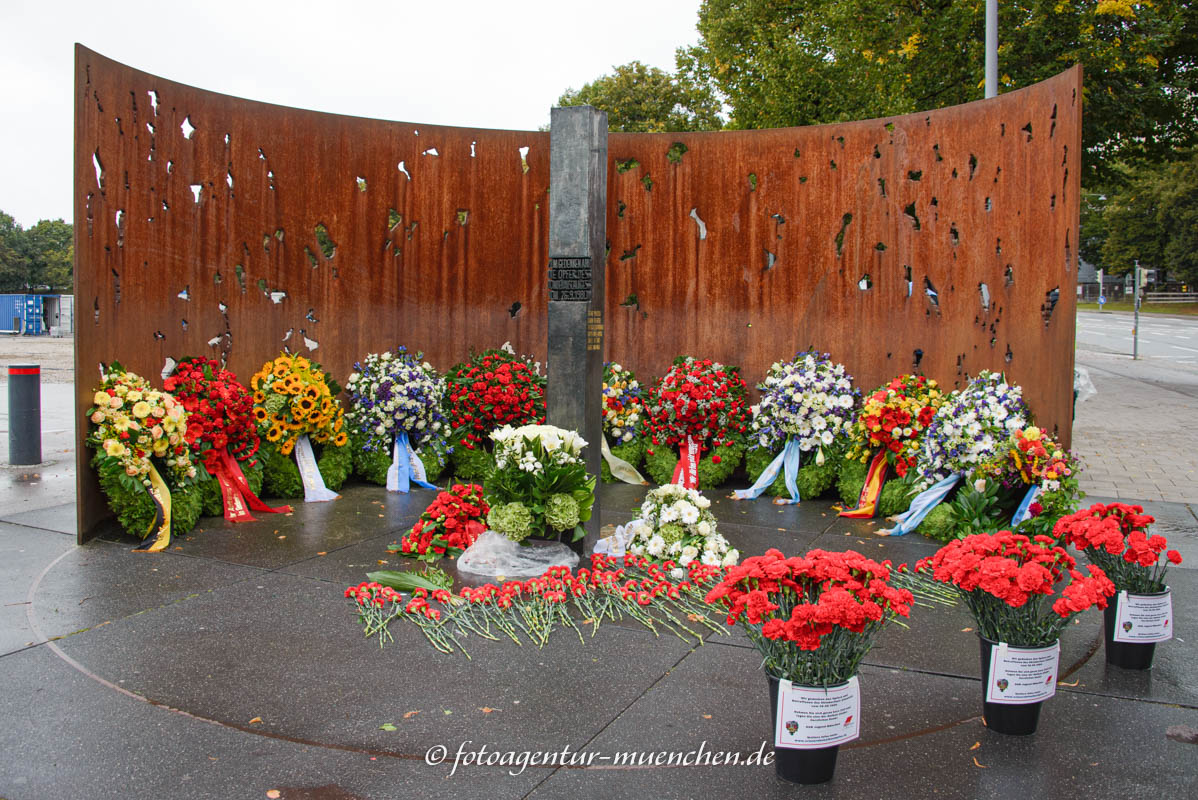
[488,501,533,542]
[545,493,581,532]
[658,522,685,547]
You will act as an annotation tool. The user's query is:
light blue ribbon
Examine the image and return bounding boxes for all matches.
[882,473,962,536]
[1010,484,1042,528]
[734,438,801,504]
[387,431,436,493]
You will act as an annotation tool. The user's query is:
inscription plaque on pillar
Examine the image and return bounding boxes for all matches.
[548,105,607,555]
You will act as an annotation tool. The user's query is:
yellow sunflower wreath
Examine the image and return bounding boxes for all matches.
[250,353,352,499]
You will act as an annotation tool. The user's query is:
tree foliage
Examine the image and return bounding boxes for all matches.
[556,61,724,133]
[678,0,1197,186]
[1096,149,1198,283]
[0,211,73,292]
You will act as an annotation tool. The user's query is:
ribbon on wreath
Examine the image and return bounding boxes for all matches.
[211,447,291,522]
[1010,484,1042,528]
[601,433,648,485]
[294,434,340,502]
[839,451,889,518]
[133,463,173,552]
[386,431,436,493]
[733,438,802,504]
[881,473,962,536]
[671,436,701,489]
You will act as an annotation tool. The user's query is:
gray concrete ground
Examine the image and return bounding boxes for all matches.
[0,332,1195,799]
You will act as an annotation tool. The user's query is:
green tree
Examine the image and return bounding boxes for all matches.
[557,61,725,133]
[0,211,31,292]
[1100,149,1198,283]
[0,212,74,292]
[679,0,1197,185]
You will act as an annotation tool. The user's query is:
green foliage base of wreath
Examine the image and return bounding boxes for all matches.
[917,504,957,542]
[450,443,495,483]
[198,458,264,517]
[93,455,202,539]
[744,447,842,500]
[833,458,912,517]
[837,458,869,506]
[643,442,744,489]
[351,432,449,487]
[260,441,352,499]
[600,438,644,483]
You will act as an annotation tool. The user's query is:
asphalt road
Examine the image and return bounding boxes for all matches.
[1076,309,1198,364]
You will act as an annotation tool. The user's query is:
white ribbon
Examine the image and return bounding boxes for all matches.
[294,434,339,502]
[601,433,647,485]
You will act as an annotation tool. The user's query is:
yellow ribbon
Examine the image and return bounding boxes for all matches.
[135,463,173,552]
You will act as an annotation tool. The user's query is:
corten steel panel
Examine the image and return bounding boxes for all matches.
[75,44,1080,541]
[74,46,551,541]
[605,66,1080,455]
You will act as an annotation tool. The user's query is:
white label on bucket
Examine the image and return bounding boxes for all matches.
[985,641,1059,705]
[1114,591,1173,643]
[775,677,860,750]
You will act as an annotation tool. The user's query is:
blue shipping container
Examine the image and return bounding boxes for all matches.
[0,294,46,335]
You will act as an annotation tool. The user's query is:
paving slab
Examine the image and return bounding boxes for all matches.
[49,569,695,756]
[0,645,544,800]
[0,500,78,535]
[0,521,75,655]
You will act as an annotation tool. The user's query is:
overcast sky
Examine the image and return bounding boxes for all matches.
[1,0,704,228]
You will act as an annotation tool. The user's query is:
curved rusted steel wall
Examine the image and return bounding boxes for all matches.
[74,45,1079,539]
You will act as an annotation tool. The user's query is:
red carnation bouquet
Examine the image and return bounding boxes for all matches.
[704,548,913,685]
[165,357,289,522]
[916,531,1115,647]
[1054,502,1182,594]
[390,484,490,563]
[446,348,546,479]
[643,356,750,489]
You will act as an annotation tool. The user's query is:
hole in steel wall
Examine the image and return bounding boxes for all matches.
[275,228,284,242]
[1021,122,1033,141]
[422,147,439,157]
[471,141,476,157]
[903,203,921,230]
[1005,265,1014,286]
[913,349,924,369]
[388,209,402,231]
[398,161,411,179]
[924,277,939,308]
[1041,287,1060,324]
[234,264,247,293]
[302,330,319,351]
[508,301,521,318]
[834,213,853,257]
[114,210,126,246]
[689,208,707,239]
[763,249,777,271]
[858,274,872,291]
[949,224,959,246]
[1050,194,1056,210]
[979,283,991,311]
[406,221,418,240]
[907,170,922,181]
[224,132,230,146]
[177,286,190,301]
[933,144,943,161]
[262,234,270,253]
[257,279,268,296]
[952,168,959,179]
[282,327,293,342]
[620,244,642,261]
[93,151,104,189]
[1005,344,1013,363]
[794,147,801,158]
[155,331,166,341]
[872,144,882,159]
[903,265,913,297]
[642,174,654,191]
[969,154,978,180]
[667,142,687,164]
[985,197,992,212]
[214,270,223,284]
[990,336,997,348]
[218,302,227,314]
[877,178,886,197]
[147,90,159,115]
[836,136,845,148]
[518,146,530,173]
[617,201,626,219]
[457,209,469,226]
[1064,231,1072,272]
[314,224,336,259]
[748,173,757,191]
[616,159,639,174]
[112,269,121,305]
[356,176,367,192]
[829,159,837,170]
[875,242,887,252]
[190,184,201,203]
[181,319,188,330]
[306,308,318,322]
[181,116,195,139]
[258,148,267,161]
[93,296,99,324]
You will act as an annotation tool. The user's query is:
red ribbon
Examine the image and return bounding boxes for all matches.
[211,447,291,522]
[671,436,701,489]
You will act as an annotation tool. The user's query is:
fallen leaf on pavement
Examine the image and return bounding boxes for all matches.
[702,714,712,720]
[961,627,973,633]
[973,757,987,768]
[379,723,397,731]
[403,710,420,719]
[1058,679,1079,686]
[969,742,980,751]
[267,791,281,799]
[249,717,262,724]
[479,707,498,713]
